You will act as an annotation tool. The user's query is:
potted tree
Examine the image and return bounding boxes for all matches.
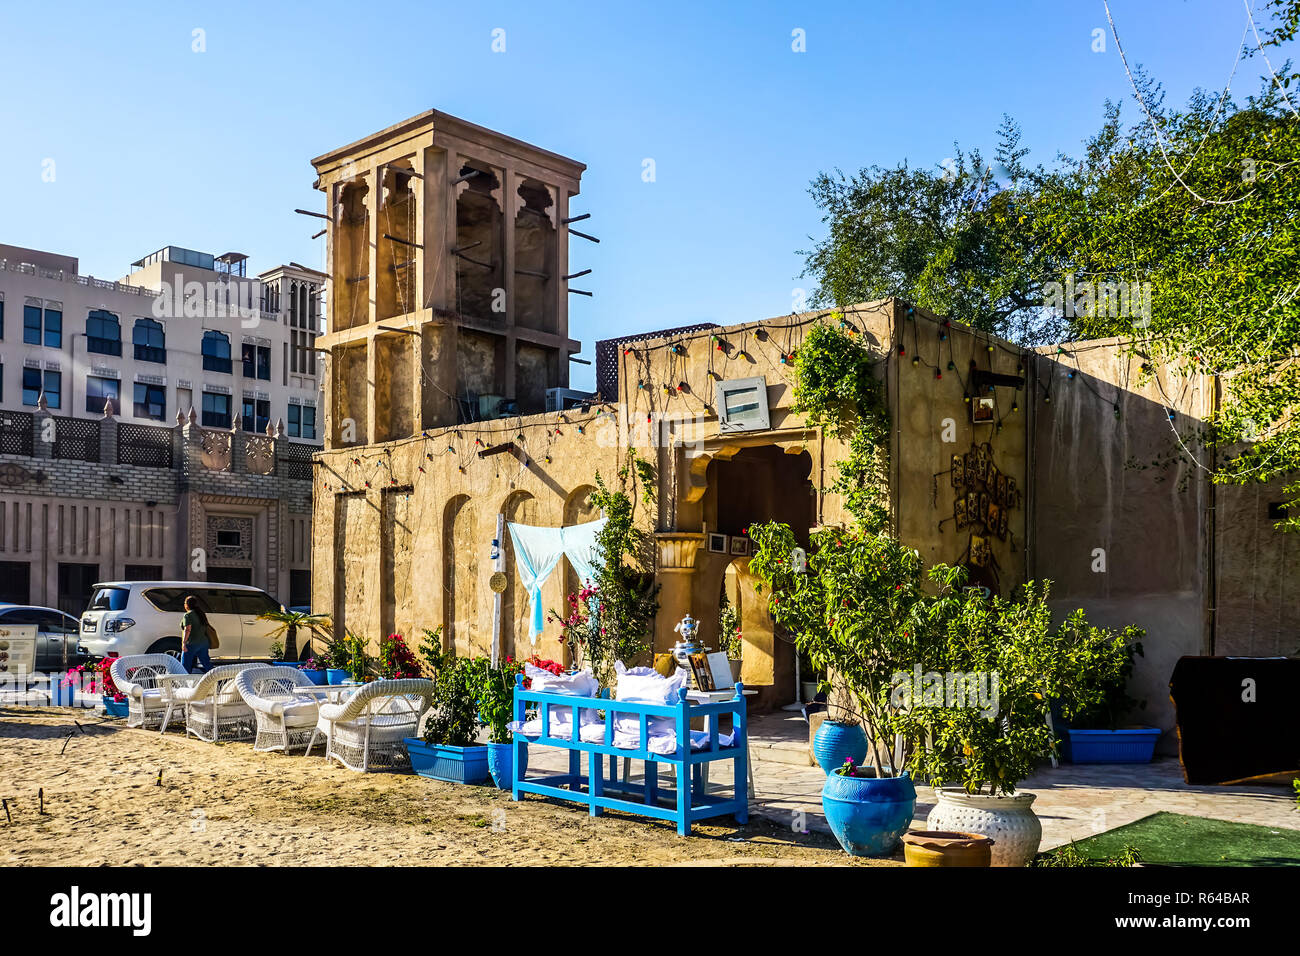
[900,574,1142,866]
[749,520,926,856]
[404,637,488,784]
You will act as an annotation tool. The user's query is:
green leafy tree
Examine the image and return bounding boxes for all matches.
[749,520,930,775]
[803,27,1300,529]
[896,572,1144,794]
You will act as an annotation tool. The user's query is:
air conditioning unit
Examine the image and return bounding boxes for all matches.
[546,387,594,412]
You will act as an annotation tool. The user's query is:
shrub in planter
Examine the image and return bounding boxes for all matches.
[473,656,528,789]
[378,633,421,679]
[896,572,1143,865]
[297,658,329,686]
[406,640,488,784]
[1056,626,1158,763]
[315,633,355,684]
[821,758,916,857]
[97,654,128,716]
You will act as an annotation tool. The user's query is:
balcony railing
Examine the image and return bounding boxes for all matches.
[87,337,123,356]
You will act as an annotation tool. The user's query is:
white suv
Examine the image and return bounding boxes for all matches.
[77,581,288,661]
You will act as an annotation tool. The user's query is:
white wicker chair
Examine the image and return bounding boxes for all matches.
[109,654,191,730]
[307,678,434,773]
[164,663,257,742]
[235,665,322,755]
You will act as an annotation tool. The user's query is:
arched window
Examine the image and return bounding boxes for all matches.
[86,310,122,356]
[132,318,166,363]
[201,330,232,373]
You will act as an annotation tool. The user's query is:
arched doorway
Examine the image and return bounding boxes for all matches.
[693,444,815,710]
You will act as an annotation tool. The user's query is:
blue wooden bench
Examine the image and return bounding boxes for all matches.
[510,675,749,836]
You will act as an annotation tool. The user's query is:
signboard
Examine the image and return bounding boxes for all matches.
[0,625,39,677]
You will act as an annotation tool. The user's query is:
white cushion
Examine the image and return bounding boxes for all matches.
[522,664,601,728]
[277,700,320,727]
[524,663,598,697]
[614,661,688,706]
[612,661,688,749]
[172,686,201,702]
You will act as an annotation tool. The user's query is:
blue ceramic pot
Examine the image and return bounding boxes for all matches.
[102,695,129,718]
[301,669,328,686]
[486,741,529,789]
[813,719,869,774]
[821,770,916,857]
[326,669,351,685]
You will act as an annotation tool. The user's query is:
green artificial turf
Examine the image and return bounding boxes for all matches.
[1062,811,1300,866]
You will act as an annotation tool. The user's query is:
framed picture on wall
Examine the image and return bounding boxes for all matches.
[972,396,995,423]
[730,536,750,556]
[707,532,728,554]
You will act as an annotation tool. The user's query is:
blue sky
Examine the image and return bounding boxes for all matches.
[0,0,1283,390]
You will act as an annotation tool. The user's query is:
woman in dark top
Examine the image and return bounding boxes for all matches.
[180,595,213,673]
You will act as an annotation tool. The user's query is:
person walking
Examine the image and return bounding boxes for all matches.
[180,595,214,673]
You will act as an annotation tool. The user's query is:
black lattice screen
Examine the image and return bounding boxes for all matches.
[595,323,719,400]
[118,422,173,468]
[52,416,100,462]
[0,412,34,456]
[278,441,316,481]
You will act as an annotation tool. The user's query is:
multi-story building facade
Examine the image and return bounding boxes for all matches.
[0,242,323,613]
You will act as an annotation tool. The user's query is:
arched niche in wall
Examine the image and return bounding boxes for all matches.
[561,483,600,607]
[500,489,540,660]
[442,493,477,655]
[454,162,504,323]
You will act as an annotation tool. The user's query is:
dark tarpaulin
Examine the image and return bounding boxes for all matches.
[1169,656,1300,784]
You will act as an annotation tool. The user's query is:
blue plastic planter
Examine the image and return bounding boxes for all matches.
[1066,728,1160,764]
[813,720,869,774]
[486,741,528,789]
[301,669,328,686]
[405,738,490,784]
[821,770,916,857]
[102,696,128,718]
[326,669,351,685]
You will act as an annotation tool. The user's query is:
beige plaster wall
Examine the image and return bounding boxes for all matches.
[312,406,623,666]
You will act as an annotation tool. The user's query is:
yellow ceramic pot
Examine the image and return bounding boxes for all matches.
[901,830,994,867]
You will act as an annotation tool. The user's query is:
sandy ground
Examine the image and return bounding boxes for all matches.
[0,709,896,867]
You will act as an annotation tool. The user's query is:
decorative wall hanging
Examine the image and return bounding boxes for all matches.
[950,441,1020,547]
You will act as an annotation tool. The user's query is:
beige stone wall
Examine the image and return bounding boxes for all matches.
[312,406,622,665]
